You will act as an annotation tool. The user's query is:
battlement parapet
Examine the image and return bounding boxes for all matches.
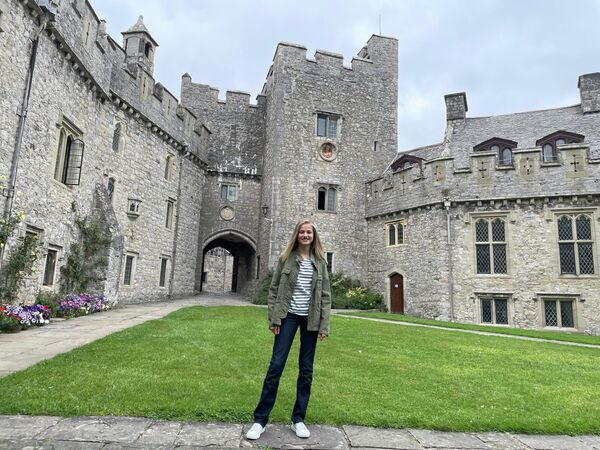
[181,75,265,111]
[366,143,600,218]
[271,35,397,78]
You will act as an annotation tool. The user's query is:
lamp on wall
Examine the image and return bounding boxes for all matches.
[262,205,269,217]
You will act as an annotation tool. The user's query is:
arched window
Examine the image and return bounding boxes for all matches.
[144,42,152,58]
[386,221,405,247]
[473,138,517,167]
[536,131,584,163]
[54,121,84,186]
[317,186,337,212]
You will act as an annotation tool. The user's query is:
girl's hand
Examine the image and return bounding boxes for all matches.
[270,326,280,335]
[318,333,327,341]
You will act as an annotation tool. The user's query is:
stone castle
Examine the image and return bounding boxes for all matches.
[2,0,600,334]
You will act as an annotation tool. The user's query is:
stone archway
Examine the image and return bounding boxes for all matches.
[201,230,257,295]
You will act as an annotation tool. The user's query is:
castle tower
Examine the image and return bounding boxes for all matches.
[121,15,158,76]
[260,35,399,281]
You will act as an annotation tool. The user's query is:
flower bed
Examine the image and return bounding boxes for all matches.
[56,293,112,318]
[0,293,113,333]
[0,304,51,332]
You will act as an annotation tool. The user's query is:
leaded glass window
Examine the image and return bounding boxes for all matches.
[475,218,507,274]
[480,297,509,325]
[557,214,594,275]
[544,299,575,328]
[386,221,405,247]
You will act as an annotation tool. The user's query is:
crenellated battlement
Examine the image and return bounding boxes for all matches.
[181,74,265,110]
[269,35,397,77]
[35,0,208,160]
[366,144,600,218]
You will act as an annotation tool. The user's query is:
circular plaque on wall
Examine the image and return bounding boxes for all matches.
[220,206,235,221]
[319,142,337,161]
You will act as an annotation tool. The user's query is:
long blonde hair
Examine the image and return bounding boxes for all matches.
[280,219,326,262]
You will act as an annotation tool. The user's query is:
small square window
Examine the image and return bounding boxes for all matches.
[480,297,509,325]
[543,298,575,328]
[316,113,338,139]
[220,184,237,201]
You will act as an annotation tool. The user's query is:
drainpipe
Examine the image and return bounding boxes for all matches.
[168,147,190,299]
[1,5,56,267]
[444,198,455,321]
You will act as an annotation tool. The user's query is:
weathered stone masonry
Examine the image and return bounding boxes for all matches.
[4,0,600,335]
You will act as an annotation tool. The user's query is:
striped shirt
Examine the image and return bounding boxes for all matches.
[288,258,314,316]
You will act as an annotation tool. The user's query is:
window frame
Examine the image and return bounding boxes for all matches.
[159,256,170,288]
[478,295,511,326]
[317,185,337,212]
[473,137,517,168]
[555,211,596,276]
[220,183,238,202]
[540,296,577,329]
[470,213,509,276]
[536,130,584,164]
[165,198,175,229]
[316,112,340,139]
[165,154,176,181]
[42,247,59,287]
[386,220,406,247]
[326,252,334,273]
[53,119,85,186]
[122,252,138,287]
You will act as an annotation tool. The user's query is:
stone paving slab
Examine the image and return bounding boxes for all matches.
[0,415,61,439]
[40,416,152,443]
[242,423,348,449]
[135,420,182,446]
[176,422,242,448]
[344,425,423,449]
[0,439,105,449]
[409,429,488,449]
[474,432,532,449]
[515,434,596,450]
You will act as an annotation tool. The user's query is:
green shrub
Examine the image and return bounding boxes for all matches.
[331,273,385,311]
[252,270,385,311]
[253,270,273,305]
[35,291,63,316]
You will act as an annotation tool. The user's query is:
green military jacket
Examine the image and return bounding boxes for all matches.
[267,250,331,335]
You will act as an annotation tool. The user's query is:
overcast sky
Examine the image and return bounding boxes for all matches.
[91,0,600,151]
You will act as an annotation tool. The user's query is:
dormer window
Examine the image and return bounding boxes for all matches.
[390,154,424,172]
[536,131,584,163]
[473,138,517,167]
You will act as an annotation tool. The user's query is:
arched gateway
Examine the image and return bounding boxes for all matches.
[200,229,257,295]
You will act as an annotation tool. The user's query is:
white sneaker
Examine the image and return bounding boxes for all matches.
[291,422,310,438]
[246,423,265,440]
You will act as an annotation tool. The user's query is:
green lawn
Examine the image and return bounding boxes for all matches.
[336,311,600,346]
[1,306,600,434]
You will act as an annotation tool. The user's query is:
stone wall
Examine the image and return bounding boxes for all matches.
[1,0,207,304]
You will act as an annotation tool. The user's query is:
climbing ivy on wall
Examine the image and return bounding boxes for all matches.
[60,217,111,294]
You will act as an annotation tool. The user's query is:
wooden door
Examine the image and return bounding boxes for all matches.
[390,273,404,314]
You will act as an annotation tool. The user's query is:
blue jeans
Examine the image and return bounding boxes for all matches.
[253,313,318,426]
